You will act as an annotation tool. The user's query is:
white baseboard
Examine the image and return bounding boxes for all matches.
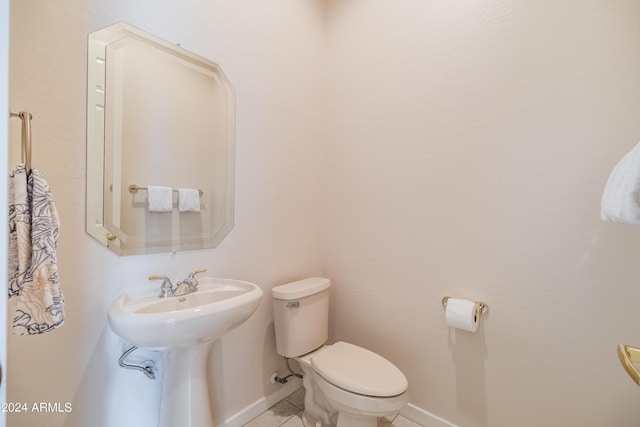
[400,403,458,427]
[223,378,303,427]
[224,384,455,427]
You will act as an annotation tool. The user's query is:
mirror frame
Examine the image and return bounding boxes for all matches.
[86,23,235,255]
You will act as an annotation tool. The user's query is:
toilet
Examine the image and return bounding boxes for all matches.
[272,277,409,427]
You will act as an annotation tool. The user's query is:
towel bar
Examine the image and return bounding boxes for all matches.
[9,109,33,172]
[128,184,203,195]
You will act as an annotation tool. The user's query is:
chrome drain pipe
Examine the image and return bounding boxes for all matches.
[118,346,156,380]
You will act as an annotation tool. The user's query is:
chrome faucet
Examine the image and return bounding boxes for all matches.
[149,268,207,298]
[148,275,174,298]
[174,268,207,296]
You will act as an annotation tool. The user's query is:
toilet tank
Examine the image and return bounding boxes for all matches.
[272,277,330,358]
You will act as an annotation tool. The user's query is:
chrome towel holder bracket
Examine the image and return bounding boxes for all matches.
[9,109,33,173]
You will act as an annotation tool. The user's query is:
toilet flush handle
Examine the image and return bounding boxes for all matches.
[286,301,299,308]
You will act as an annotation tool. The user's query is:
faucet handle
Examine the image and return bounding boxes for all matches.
[180,268,206,291]
[186,268,206,280]
[149,275,173,298]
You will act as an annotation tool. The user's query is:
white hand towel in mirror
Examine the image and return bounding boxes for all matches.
[178,188,201,212]
[601,142,640,224]
[147,185,173,212]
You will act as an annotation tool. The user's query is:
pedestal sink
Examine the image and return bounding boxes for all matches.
[108,278,263,427]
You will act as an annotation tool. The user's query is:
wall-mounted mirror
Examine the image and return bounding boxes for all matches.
[86,23,235,256]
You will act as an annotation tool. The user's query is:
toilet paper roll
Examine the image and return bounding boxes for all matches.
[445,298,479,332]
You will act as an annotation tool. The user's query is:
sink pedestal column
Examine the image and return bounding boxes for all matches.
[159,343,214,427]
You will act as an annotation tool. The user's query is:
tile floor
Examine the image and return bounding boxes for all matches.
[243,387,423,427]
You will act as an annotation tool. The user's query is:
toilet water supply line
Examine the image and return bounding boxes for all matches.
[118,346,156,380]
[271,357,303,384]
[272,360,320,427]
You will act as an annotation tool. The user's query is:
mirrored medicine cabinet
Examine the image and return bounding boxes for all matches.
[86,23,235,256]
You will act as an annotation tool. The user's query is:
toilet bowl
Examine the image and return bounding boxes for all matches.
[272,278,409,427]
[297,342,409,427]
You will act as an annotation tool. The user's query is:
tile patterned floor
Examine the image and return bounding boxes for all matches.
[243,387,423,427]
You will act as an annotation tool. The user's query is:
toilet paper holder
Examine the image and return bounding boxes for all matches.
[441,296,489,318]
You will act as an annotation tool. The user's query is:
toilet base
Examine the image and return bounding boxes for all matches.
[297,355,407,427]
[336,412,377,427]
[301,411,326,427]
[301,411,377,427]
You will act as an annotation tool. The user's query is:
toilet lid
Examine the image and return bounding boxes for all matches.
[310,341,408,397]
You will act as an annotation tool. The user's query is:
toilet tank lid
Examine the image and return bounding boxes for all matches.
[272,277,330,300]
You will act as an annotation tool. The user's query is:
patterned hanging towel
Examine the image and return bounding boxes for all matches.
[8,164,64,335]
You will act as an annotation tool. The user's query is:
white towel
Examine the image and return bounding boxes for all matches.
[601,142,640,224]
[147,185,173,212]
[178,188,201,212]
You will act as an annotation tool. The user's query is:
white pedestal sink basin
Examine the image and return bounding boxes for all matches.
[108,278,263,427]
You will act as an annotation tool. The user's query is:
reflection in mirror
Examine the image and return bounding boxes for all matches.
[86,23,235,255]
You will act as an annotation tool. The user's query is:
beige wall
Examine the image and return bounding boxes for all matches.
[8,1,325,426]
[9,0,640,426]
[324,0,640,426]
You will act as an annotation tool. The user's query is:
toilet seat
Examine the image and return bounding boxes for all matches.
[310,342,408,397]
